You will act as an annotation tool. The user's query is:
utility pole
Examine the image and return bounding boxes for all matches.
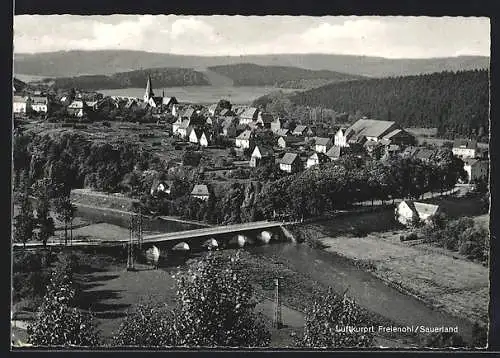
[273,277,283,329]
[127,214,136,271]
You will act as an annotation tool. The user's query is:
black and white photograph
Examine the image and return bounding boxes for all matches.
[11,14,491,350]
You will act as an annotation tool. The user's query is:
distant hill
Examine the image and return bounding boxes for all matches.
[287,69,489,140]
[207,63,363,87]
[47,67,210,90]
[14,50,490,79]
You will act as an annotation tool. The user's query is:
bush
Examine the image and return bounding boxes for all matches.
[113,252,270,348]
[300,288,374,348]
[400,232,420,242]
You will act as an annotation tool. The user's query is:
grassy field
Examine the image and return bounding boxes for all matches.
[316,226,489,325]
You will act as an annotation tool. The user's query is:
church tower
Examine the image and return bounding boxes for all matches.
[144,76,154,103]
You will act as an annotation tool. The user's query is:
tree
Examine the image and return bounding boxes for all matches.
[13,192,35,249]
[32,179,55,246]
[300,288,373,348]
[54,196,76,245]
[113,302,177,347]
[27,270,99,347]
[173,252,270,347]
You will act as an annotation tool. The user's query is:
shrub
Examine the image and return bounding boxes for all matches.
[300,288,374,348]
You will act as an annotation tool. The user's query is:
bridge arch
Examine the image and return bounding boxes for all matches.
[203,238,219,250]
[258,230,273,244]
[172,242,190,251]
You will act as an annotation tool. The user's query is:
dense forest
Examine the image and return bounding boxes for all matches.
[288,70,489,140]
[49,67,210,90]
[208,63,362,87]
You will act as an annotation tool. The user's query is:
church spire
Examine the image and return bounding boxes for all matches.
[144,75,154,102]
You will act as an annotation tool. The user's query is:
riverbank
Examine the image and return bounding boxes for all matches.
[309,224,489,328]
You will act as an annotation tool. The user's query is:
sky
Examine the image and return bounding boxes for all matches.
[13,15,490,58]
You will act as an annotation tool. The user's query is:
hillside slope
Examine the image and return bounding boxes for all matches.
[207,63,362,87]
[286,69,489,140]
[48,67,210,90]
[14,50,490,78]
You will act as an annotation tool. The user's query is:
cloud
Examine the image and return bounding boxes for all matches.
[13,15,490,58]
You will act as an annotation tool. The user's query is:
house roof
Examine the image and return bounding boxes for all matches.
[183,107,196,118]
[240,107,259,119]
[222,117,236,129]
[453,139,477,150]
[413,202,440,217]
[280,152,299,165]
[253,145,274,158]
[315,137,332,146]
[463,158,486,167]
[279,135,302,144]
[191,184,210,196]
[162,97,177,106]
[415,148,437,161]
[401,200,440,218]
[308,152,330,163]
[150,96,163,106]
[13,95,28,103]
[68,100,86,109]
[276,128,291,137]
[402,146,419,157]
[383,129,403,140]
[346,119,397,140]
[208,104,218,113]
[179,119,191,129]
[293,125,308,134]
[219,108,234,117]
[326,145,343,159]
[236,130,253,140]
[30,96,48,104]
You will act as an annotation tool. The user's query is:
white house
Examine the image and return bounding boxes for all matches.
[279,153,302,173]
[452,139,478,159]
[13,96,31,114]
[235,130,254,149]
[395,200,441,226]
[463,159,488,183]
[189,128,200,144]
[250,145,274,167]
[199,132,210,147]
[239,107,259,125]
[334,119,405,148]
[150,180,173,195]
[314,137,333,154]
[306,152,330,168]
[292,125,312,137]
[191,184,210,201]
[67,100,87,117]
[30,96,49,113]
[326,145,345,161]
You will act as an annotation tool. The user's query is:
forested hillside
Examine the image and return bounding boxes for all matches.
[289,69,489,139]
[49,67,210,90]
[208,63,363,87]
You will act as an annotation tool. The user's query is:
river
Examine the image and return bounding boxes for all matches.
[96,86,299,105]
[73,206,474,342]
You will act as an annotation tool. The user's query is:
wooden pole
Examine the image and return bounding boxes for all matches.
[273,277,283,329]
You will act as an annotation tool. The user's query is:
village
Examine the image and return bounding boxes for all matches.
[12,73,490,348]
